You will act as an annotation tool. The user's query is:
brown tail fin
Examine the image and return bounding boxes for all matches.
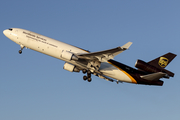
[148,52,177,69]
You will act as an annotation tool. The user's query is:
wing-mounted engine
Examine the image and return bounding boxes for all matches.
[63,63,80,72]
[61,51,78,61]
[135,59,174,78]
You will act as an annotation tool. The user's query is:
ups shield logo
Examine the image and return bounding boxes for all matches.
[159,57,169,68]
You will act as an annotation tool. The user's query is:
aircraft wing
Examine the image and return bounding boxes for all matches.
[140,72,166,81]
[77,42,132,62]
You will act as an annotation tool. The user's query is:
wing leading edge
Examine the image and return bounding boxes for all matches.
[77,42,132,62]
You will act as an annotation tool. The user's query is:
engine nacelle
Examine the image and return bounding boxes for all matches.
[63,63,80,72]
[135,59,162,73]
[61,51,78,61]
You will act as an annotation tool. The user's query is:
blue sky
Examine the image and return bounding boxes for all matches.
[0,0,180,120]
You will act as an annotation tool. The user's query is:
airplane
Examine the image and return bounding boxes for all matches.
[3,28,177,86]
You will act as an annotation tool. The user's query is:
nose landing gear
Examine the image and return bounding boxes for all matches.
[19,50,22,54]
[18,45,25,54]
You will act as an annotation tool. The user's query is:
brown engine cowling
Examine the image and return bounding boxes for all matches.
[135,59,174,77]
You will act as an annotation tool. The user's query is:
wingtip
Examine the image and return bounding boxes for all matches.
[122,42,133,49]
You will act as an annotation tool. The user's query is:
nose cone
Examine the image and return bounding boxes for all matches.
[3,29,9,37]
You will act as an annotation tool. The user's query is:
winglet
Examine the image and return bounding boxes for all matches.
[121,42,132,50]
[112,42,133,57]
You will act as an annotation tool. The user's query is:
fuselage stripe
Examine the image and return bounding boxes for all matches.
[108,61,137,83]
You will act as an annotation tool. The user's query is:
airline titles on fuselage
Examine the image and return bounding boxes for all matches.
[23,31,58,48]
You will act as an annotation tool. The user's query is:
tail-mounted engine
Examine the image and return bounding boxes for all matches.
[61,51,78,61]
[63,63,80,72]
[135,60,161,73]
[135,59,174,77]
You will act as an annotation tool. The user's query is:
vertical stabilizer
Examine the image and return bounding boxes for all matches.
[148,52,177,69]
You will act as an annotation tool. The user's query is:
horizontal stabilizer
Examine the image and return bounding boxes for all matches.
[140,72,166,81]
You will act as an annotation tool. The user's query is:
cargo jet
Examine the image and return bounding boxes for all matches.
[3,28,177,86]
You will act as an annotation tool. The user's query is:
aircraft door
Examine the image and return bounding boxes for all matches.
[15,30,18,39]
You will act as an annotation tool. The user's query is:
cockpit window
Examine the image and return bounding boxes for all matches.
[9,28,13,31]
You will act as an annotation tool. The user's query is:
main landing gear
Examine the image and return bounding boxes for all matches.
[82,69,92,82]
[19,45,25,54]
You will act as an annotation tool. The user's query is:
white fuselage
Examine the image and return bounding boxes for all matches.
[3,28,136,83]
